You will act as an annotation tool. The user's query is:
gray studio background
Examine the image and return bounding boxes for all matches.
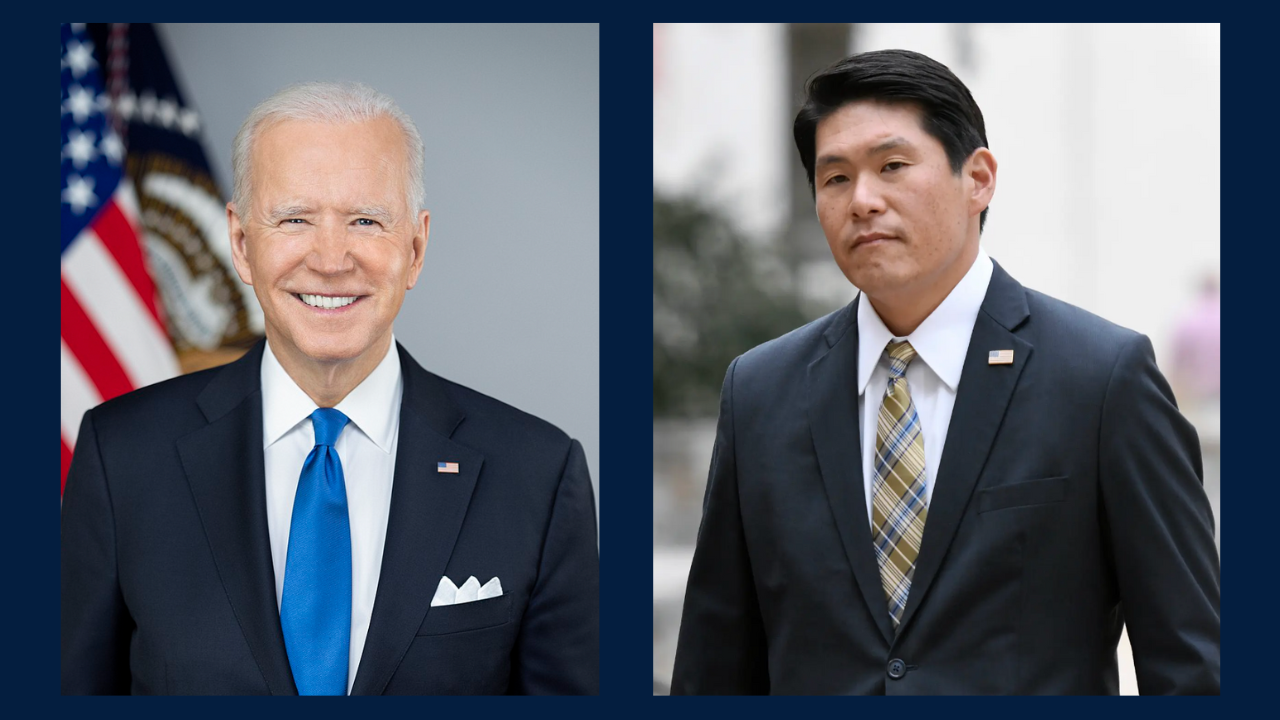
[157,23,600,509]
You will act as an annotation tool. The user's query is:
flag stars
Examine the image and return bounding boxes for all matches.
[63,129,98,169]
[178,107,201,136]
[100,130,124,165]
[63,84,98,123]
[63,39,97,79]
[156,97,178,129]
[114,91,137,121]
[138,90,157,124]
[62,174,99,215]
[92,86,200,137]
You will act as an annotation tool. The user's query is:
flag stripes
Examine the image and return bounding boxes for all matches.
[63,216,180,388]
[60,279,135,401]
[60,340,103,444]
[62,23,180,492]
[91,195,164,330]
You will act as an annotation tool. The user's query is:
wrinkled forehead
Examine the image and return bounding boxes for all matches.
[252,116,409,165]
[251,117,411,206]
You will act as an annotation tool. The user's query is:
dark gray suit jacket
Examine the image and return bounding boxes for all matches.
[62,341,599,694]
[671,261,1219,694]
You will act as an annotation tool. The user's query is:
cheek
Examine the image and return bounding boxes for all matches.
[251,249,306,290]
[816,200,842,235]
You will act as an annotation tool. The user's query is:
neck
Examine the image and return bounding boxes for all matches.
[867,240,979,337]
[270,333,392,408]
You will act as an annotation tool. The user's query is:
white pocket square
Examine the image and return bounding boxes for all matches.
[431,575,503,606]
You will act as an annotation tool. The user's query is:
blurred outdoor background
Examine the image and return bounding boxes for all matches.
[653,23,1220,695]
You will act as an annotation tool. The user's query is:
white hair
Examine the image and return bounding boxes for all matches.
[231,81,424,219]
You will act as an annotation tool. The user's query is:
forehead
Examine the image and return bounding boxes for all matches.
[251,116,408,204]
[814,100,933,156]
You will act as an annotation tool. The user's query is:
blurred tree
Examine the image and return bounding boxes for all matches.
[654,191,811,417]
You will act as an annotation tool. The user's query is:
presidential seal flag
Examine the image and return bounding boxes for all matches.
[62,23,180,493]
[83,23,264,355]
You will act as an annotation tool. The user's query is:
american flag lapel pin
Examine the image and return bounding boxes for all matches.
[988,349,1014,365]
[437,462,460,474]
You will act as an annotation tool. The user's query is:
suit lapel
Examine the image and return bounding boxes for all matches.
[176,341,298,695]
[807,297,897,646]
[351,344,484,696]
[895,262,1033,635]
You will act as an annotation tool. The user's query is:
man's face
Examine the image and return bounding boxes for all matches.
[813,100,990,303]
[229,116,428,369]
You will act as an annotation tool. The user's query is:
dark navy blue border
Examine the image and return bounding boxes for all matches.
[599,19,655,698]
[36,18,1253,707]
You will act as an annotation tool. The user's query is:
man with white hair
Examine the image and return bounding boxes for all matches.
[61,82,599,695]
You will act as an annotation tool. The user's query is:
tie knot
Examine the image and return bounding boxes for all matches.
[310,408,349,447]
[885,340,917,378]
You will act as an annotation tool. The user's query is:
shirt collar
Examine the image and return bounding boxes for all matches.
[261,335,403,453]
[857,246,994,396]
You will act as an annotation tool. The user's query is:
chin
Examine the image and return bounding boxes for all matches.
[843,259,920,298]
[844,268,892,296]
[294,335,374,365]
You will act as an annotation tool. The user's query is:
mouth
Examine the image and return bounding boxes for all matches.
[293,293,366,312]
[852,233,897,249]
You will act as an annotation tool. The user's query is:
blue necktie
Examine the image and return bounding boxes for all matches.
[280,408,352,696]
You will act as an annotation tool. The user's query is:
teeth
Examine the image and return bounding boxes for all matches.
[300,293,358,309]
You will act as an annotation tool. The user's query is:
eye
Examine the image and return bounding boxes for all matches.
[284,218,307,225]
[825,174,849,186]
[354,218,380,227]
[883,162,905,172]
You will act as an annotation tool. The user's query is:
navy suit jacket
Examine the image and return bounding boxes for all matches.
[671,261,1219,694]
[62,340,599,694]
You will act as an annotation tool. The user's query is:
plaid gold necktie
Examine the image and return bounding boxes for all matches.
[871,340,928,631]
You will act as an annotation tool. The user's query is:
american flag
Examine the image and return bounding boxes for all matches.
[988,349,1014,365]
[438,462,460,474]
[62,23,179,493]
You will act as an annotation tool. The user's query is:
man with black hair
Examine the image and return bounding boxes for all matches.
[672,49,1219,695]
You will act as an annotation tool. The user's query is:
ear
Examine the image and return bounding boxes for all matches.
[966,148,997,219]
[405,209,430,290]
[227,202,254,285]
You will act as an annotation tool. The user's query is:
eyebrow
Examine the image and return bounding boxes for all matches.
[262,204,313,224]
[815,136,913,169]
[347,206,396,224]
[262,204,397,224]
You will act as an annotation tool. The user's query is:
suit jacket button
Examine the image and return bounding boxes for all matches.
[887,659,907,679]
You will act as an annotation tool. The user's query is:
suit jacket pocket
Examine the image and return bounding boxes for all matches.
[417,593,514,636]
[977,476,1068,514]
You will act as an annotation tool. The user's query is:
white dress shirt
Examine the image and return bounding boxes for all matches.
[857,248,994,523]
[261,336,403,694]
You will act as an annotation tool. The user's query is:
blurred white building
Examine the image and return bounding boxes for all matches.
[653,23,1221,360]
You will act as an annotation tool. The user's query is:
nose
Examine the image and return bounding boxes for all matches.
[305,220,356,275]
[847,176,886,219]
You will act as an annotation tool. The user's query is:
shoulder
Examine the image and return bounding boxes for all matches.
[1023,288,1138,340]
[1019,287,1147,361]
[732,301,854,382]
[86,364,223,438]
[401,356,576,475]
[1009,285,1165,399]
[404,367,586,516]
[441,375,571,449]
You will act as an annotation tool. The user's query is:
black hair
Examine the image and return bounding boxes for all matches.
[794,49,990,231]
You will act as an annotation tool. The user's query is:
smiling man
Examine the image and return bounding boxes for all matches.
[62,82,599,695]
[671,50,1219,695]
